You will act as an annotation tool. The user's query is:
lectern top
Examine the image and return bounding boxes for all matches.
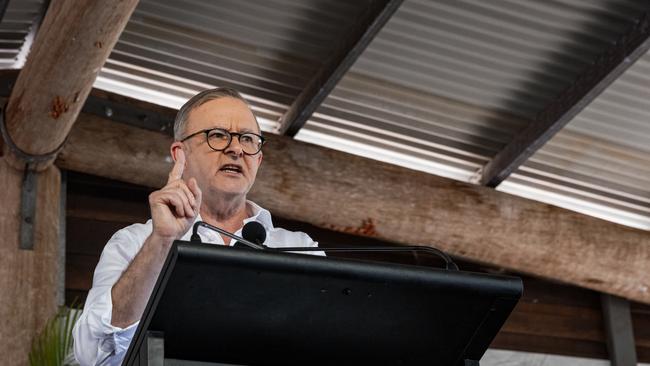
[125,241,522,366]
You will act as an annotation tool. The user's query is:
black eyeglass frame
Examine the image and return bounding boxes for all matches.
[180,128,266,155]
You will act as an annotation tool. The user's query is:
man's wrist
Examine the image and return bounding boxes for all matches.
[148,232,177,250]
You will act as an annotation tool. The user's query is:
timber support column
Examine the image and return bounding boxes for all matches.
[0,1,138,364]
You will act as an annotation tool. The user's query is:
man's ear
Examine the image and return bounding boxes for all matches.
[257,151,263,165]
[170,141,184,162]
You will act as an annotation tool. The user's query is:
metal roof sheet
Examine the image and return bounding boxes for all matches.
[499,51,650,229]
[95,0,371,130]
[0,0,45,68]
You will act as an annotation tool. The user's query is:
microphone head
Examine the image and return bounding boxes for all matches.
[242,221,267,245]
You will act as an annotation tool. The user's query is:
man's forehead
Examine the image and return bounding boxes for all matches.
[188,97,259,132]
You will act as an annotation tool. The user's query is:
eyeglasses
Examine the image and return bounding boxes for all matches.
[180,128,266,155]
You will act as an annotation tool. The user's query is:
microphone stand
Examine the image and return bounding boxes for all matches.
[191,221,264,250]
[271,246,459,271]
[190,221,459,271]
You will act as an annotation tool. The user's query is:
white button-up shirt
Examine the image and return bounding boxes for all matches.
[73,201,320,366]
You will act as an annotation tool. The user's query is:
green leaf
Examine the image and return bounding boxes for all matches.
[29,300,82,366]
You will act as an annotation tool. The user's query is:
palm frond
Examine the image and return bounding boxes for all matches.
[29,300,82,366]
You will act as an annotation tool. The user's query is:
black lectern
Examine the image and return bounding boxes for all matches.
[123,241,522,365]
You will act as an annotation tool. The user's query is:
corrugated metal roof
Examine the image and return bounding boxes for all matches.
[342,0,642,119]
[4,0,650,230]
[95,0,371,131]
[499,51,650,229]
[296,0,650,229]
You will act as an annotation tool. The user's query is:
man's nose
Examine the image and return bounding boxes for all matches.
[224,136,244,156]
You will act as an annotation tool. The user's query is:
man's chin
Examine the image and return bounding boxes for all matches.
[208,184,250,200]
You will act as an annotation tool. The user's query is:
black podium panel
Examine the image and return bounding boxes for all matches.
[125,242,522,365]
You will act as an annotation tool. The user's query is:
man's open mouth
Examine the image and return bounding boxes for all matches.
[219,164,243,174]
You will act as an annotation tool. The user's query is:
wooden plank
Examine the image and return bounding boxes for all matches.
[56,114,650,304]
[501,302,605,342]
[0,160,61,365]
[66,253,97,291]
[67,192,150,224]
[65,289,89,307]
[491,333,608,360]
[57,113,171,188]
[633,311,650,347]
[275,0,403,136]
[480,11,650,187]
[515,277,601,308]
[3,0,138,169]
[66,217,132,256]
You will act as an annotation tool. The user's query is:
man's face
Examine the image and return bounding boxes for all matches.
[175,97,263,201]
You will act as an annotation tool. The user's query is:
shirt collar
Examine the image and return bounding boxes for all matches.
[243,200,273,230]
[181,200,273,242]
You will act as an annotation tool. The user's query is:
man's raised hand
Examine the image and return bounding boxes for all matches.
[148,149,203,243]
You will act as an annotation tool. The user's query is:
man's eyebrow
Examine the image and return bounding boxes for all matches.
[208,126,259,134]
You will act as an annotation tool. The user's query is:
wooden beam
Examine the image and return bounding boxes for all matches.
[0,1,137,364]
[480,11,650,187]
[275,0,403,136]
[56,112,650,304]
[2,0,138,169]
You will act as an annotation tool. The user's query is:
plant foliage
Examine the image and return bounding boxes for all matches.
[29,301,82,366]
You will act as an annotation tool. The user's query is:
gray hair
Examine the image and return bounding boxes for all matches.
[173,87,259,141]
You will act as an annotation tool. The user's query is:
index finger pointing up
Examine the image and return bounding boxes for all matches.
[168,148,186,183]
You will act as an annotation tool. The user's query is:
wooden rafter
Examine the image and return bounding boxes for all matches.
[480,11,650,187]
[275,0,403,137]
[2,0,139,169]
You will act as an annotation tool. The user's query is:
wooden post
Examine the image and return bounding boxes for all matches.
[0,160,60,365]
[0,1,138,363]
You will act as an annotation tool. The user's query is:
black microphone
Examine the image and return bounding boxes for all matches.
[190,221,264,250]
[233,221,266,249]
[242,221,266,245]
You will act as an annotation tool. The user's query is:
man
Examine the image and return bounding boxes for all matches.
[73,88,320,365]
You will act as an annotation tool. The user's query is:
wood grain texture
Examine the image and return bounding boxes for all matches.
[67,193,150,224]
[56,115,650,303]
[490,333,608,360]
[57,113,172,187]
[0,159,61,365]
[3,0,138,168]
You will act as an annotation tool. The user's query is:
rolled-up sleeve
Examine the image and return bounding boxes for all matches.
[73,223,150,365]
